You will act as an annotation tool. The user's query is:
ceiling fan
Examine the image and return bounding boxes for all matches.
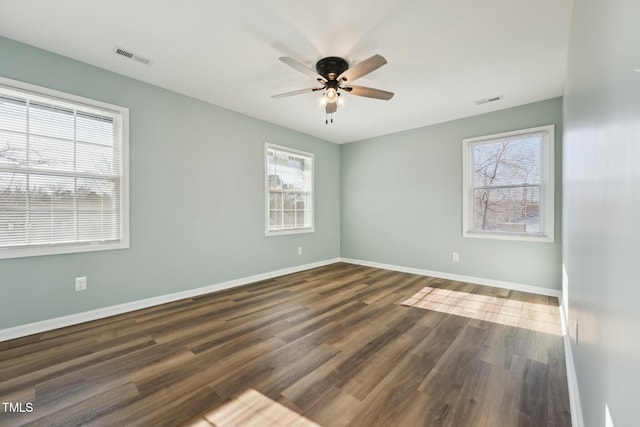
[272,54,394,124]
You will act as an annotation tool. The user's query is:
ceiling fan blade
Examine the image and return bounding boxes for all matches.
[337,54,387,84]
[279,57,327,83]
[345,85,394,100]
[325,102,337,114]
[271,87,323,99]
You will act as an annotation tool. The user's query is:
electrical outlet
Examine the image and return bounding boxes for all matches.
[75,276,87,292]
[452,252,460,262]
[298,246,303,255]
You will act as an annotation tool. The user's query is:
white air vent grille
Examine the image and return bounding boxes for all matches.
[113,46,152,66]
[115,48,134,59]
[474,95,502,105]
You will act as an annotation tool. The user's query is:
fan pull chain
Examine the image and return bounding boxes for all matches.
[325,113,335,125]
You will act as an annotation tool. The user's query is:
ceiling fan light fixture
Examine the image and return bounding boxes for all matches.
[325,87,338,103]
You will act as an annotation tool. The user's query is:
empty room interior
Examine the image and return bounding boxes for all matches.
[0,0,638,426]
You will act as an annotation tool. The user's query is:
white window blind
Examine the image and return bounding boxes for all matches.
[462,125,554,242]
[0,77,128,258]
[265,143,314,236]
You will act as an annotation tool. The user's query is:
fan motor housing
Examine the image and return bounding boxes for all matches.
[315,57,349,81]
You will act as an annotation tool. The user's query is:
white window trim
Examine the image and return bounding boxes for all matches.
[264,142,314,237]
[0,76,129,259]
[462,124,554,243]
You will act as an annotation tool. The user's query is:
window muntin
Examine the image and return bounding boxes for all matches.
[462,125,554,242]
[265,143,313,236]
[0,77,128,258]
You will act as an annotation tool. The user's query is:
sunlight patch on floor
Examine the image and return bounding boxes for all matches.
[189,389,322,427]
[402,287,561,335]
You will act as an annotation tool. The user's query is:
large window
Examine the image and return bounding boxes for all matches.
[0,77,128,259]
[265,143,313,236]
[462,125,554,242]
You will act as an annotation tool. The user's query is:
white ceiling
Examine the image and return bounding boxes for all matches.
[0,0,573,144]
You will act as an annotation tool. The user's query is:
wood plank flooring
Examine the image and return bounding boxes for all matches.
[0,262,571,426]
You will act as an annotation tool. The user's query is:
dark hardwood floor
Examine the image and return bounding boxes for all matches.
[0,262,571,426]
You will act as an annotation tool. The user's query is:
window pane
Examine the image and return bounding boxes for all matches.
[28,174,76,244]
[269,210,282,229]
[472,186,541,233]
[294,193,305,210]
[28,135,75,171]
[296,211,309,227]
[77,177,119,242]
[77,142,114,175]
[76,112,114,146]
[0,172,27,246]
[267,150,309,191]
[29,102,74,140]
[282,192,296,210]
[269,192,281,209]
[282,211,295,228]
[0,95,27,133]
[472,134,541,187]
[0,131,27,167]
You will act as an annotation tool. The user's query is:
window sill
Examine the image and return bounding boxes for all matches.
[463,230,554,243]
[0,241,129,260]
[265,227,314,237]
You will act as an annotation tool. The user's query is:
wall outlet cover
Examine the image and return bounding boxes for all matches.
[75,277,87,292]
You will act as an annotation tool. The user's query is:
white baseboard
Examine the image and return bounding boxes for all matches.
[558,296,584,427]
[0,258,340,343]
[340,257,562,298]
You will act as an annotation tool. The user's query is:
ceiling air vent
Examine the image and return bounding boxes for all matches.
[113,46,152,66]
[474,95,502,105]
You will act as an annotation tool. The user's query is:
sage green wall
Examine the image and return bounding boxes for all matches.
[0,37,340,329]
[341,98,563,290]
[563,0,640,425]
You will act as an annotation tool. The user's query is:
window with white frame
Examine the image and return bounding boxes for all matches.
[0,77,128,259]
[462,125,554,242]
[265,143,313,236]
